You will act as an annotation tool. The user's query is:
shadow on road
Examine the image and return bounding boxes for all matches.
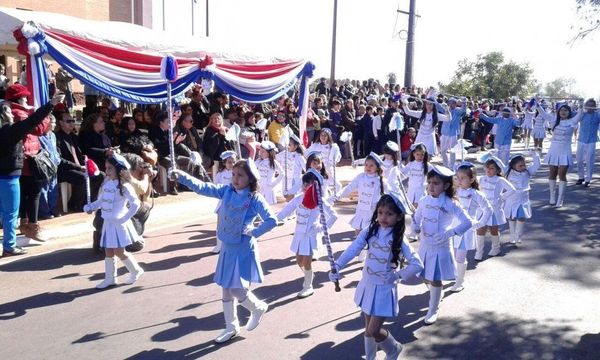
[0,287,97,320]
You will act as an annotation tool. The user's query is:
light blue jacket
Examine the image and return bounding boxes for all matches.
[577,112,600,144]
[479,113,520,146]
[441,107,466,137]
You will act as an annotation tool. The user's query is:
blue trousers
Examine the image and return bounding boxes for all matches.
[39,176,59,218]
[0,176,21,251]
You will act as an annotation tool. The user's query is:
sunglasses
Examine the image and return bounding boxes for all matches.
[65,119,76,123]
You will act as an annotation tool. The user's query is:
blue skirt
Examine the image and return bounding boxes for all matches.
[354,279,399,317]
[214,238,264,289]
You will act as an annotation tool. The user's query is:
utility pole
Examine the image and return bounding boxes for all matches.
[206,0,209,37]
[330,0,338,86]
[397,0,420,88]
[191,0,195,36]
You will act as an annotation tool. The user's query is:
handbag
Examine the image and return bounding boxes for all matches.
[28,149,57,182]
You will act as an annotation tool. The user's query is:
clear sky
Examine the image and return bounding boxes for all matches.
[160,0,600,97]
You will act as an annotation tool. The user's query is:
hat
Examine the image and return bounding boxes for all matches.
[305,149,322,159]
[320,128,332,136]
[454,161,476,171]
[508,153,526,162]
[366,152,384,167]
[220,150,237,161]
[53,102,67,112]
[387,192,413,215]
[479,153,505,170]
[5,84,30,101]
[261,140,276,151]
[111,153,131,170]
[289,133,301,145]
[246,158,260,180]
[447,97,458,104]
[305,168,325,185]
[317,109,326,117]
[410,142,426,151]
[429,164,454,178]
[385,140,399,152]
[502,107,511,113]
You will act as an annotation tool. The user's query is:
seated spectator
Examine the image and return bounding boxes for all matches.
[79,113,115,172]
[118,115,144,147]
[55,111,104,212]
[105,107,124,145]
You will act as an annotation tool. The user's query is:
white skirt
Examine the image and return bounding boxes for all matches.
[407,185,426,204]
[100,219,139,249]
[522,119,533,129]
[418,242,456,281]
[354,279,399,317]
[532,128,546,140]
[259,182,278,205]
[290,232,320,256]
[349,209,373,230]
[453,229,476,250]
[415,132,437,155]
[504,193,532,219]
[486,207,507,226]
[544,143,573,166]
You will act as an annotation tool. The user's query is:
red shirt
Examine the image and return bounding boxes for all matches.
[401,133,415,152]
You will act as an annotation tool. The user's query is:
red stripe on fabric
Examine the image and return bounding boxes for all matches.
[46,30,198,70]
[216,66,298,80]
[215,60,302,72]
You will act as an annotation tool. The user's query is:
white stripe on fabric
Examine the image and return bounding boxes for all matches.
[209,61,305,95]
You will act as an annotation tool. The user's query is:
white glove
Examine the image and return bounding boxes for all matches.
[328,263,341,282]
[168,168,180,180]
[433,229,455,245]
[83,204,92,214]
[190,151,203,166]
[243,226,255,237]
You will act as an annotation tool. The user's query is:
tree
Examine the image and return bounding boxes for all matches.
[572,0,600,42]
[543,78,580,98]
[438,52,538,100]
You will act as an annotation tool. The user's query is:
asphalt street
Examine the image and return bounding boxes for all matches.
[1,141,599,360]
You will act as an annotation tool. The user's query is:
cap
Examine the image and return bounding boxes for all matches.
[410,142,426,151]
[112,153,131,170]
[220,150,237,161]
[429,164,454,177]
[366,152,384,167]
[306,168,325,185]
[5,84,30,101]
[385,140,399,152]
[261,140,276,151]
[387,192,413,215]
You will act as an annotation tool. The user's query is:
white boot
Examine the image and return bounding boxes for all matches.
[297,270,315,298]
[556,181,567,207]
[488,235,501,257]
[211,238,222,254]
[364,336,378,360]
[123,255,144,285]
[240,291,268,331]
[549,180,557,205]
[515,221,525,244]
[96,257,118,289]
[508,220,517,244]
[449,262,467,292]
[424,286,442,325]
[378,331,403,360]
[214,300,240,343]
[474,235,486,261]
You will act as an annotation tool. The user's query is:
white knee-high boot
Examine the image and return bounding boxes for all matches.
[424,286,443,325]
[450,262,467,292]
[516,221,525,244]
[297,270,315,298]
[214,300,240,343]
[240,291,268,331]
[378,331,403,359]
[508,220,517,244]
[488,235,501,256]
[549,180,557,205]
[96,257,118,289]
[364,336,378,360]
[474,235,486,261]
[123,255,144,285]
[556,181,567,207]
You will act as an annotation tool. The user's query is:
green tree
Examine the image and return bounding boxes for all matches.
[572,0,600,42]
[439,52,538,100]
[543,78,580,98]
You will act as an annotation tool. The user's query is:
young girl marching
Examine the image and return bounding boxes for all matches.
[476,155,516,260]
[402,98,450,156]
[84,154,144,289]
[399,143,429,208]
[276,169,337,298]
[307,128,342,193]
[329,193,424,360]
[532,107,550,152]
[256,140,284,205]
[171,159,278,344]
[276,133,306,200]
[521,100,537,149]
[504,151,540,245]
[413,165,473,324]
[451,162,493,292]
[382,141,403,193]
[211,150,237,254]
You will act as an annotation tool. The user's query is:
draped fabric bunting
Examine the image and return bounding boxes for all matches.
[12,22,314,142]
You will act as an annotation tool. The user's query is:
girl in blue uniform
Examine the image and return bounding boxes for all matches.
[329,193,423,360]
[172,159,278,344]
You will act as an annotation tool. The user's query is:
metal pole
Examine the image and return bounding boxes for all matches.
[131,0,135,24]
[167,82,176,176]
[330,0,338,85]
[404,0,416,88]
[162,0,166,31]
[206,0,209,37]
[191,0,194,36]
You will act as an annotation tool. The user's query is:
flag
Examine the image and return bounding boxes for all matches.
[388,112,404,131]
[279,125,290,148]
[225,123,241,142]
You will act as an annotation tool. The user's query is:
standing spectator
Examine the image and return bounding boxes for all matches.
[316,77,329,97]
[0,97,55,256]
[55,111,103,212]
[55,67,75,111]
[0,64,9,100]
[400,127,417,162]
[82,83,99,118]
[19,65,27,86]
[576,98,600,187]
[38,114,61,219]
[359,105,375,156]
[268,112,287,151]
[341,99,356,158]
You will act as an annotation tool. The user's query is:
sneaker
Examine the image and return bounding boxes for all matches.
[576,179,584,185]
[3,247,27,256]
[584,182,591,188]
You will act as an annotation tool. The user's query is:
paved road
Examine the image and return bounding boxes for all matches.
[1,142,599,360]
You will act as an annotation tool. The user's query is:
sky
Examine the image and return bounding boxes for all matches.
[158,0,600,97]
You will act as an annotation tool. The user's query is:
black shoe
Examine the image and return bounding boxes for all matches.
[584,181,591,187]
[3,247,27,256]
[169,188,179,196]
[576,179,584,185]
[39,215,54,220]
